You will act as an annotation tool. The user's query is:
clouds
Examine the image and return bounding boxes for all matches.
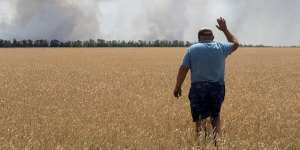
[1,0,300,45]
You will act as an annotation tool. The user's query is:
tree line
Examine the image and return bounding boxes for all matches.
[0,38,297,48]
[0,39,192,48]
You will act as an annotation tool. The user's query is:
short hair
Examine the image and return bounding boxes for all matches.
[198,28,213,41]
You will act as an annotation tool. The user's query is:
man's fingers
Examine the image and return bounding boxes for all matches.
[217,19,224,27]
[221,17,226,24]
[220,17,224,21]
[217,17,226,24]
[218,17,223,22]
[217,19,221,24]
[173,88,182,98]
[217,17,227,31]
[173,91,178,98]
[173,90,179,98]
[222,18,226,24]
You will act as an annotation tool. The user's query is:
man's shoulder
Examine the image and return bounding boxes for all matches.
[190,41,223,46]
[192,41,233,48]
[189,43,205,49]
[189,41,220,49]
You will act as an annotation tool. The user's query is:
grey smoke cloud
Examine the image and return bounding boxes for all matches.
[225,0,300,46]
[143,0,189,40]
[0,0,103,41]
[1,0,300,45]
[100,0,300,45]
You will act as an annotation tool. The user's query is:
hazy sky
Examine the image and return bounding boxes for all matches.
[0,0,300,46]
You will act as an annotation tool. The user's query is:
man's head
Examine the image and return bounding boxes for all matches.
[198,28,214,42]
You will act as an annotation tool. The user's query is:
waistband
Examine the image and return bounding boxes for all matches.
[191,81,224,86]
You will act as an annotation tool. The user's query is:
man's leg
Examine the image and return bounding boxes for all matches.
[211,115,221,146]
[196,120,207,137]
[195,119,208,147]
[210,82,225,147]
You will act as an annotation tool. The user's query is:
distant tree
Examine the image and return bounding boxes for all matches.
[20,40,27,47]
[179,41,185,47]
[153,40,159,47]
[97,39,105,47]
[185,41,192,47]
[27,40,33,47]
[63,41,72,47]
[12,39,18,47]
[138,40,146,47]
[0,39,4,47]
[72,40,82,47]
[33,40,39,47]
[3,40,12,47]
[34,40,49,47]
[50,39,61,47]
[111,40,118,47]
[88,39,96,47]
[82,40,88,47]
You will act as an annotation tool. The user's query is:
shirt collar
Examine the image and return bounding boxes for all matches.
[199,40,214,43]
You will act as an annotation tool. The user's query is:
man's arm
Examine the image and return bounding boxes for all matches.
[173,65,189,98]
[216,17,239,52]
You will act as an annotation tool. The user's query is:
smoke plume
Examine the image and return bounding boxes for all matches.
[0,0,103,41]
[142,0,189,40]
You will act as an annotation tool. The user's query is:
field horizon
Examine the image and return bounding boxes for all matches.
[0,48,299,149]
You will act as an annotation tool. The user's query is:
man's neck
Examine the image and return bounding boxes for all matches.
[199,40,213,43]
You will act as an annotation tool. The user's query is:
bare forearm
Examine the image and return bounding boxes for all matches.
[223,29,239,48]
[175,66,189,88]
[223,29,238,43]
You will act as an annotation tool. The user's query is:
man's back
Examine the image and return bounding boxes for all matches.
[182,41,233,85]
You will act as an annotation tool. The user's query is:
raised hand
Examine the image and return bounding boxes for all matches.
[216,17,240,51]
[216,17,228,32]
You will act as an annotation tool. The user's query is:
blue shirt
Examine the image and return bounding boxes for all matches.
[182,41,233,85]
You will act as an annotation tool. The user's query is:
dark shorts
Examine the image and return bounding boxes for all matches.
[188,81,225,122]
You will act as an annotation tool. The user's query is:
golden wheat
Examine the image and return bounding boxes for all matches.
[0,48,299,149]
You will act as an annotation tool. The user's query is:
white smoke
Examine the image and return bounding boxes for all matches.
[1,0,300,45]
[0,0,104,41]
[100,0,300,45]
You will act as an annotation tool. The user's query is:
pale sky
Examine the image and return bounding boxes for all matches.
[1,0,300,46]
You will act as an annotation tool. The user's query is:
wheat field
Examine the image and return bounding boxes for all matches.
[0,48,299,150]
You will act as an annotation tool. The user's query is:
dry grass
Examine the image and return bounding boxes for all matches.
[0,48,299,150]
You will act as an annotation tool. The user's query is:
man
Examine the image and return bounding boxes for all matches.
[173,17,239,145]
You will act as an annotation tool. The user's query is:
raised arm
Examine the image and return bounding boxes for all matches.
[216,17,239,52]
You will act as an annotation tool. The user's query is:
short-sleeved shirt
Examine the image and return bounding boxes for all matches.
[182,41,233,85]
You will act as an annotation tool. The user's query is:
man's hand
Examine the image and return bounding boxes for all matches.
[173,86,182,98]
[174,65,189,99]
[216,17,240,51]
[216,17,228,32]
